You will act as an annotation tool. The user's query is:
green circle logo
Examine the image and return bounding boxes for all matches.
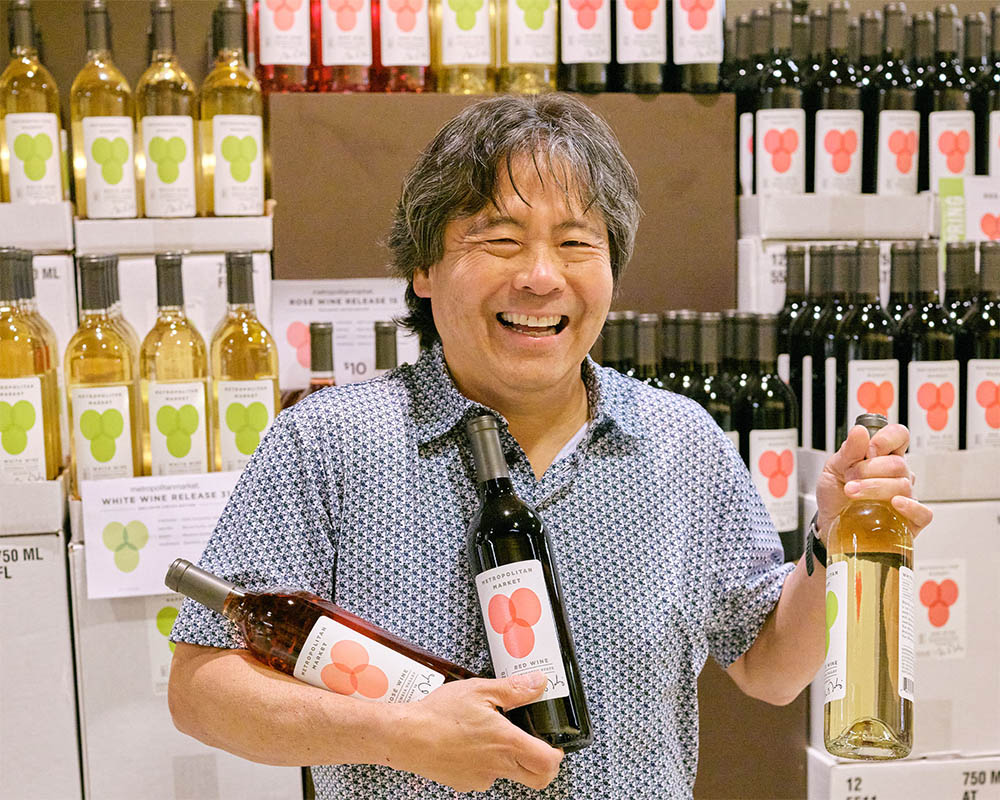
[79,408,125,462]
[448,0,483,30]
[91,136,129,185]
[147,136,186,184]
[0,400,36,455]
[220,135,257,183]
[155,403,199,457]
[102,519,149,573]
[225,401,269,455]
[13,132,53,181]
[156,605,179,653]
[516,0,549,30]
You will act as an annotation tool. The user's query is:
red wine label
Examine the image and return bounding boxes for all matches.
[671,0,722,65]
[801,353,813,448]
[475,559,570,701]
[379,0,430,66]
[441,0,491,66]
[3,112,62,204]
[561,0,611,64]
[907,360,959,452]
[294,616,445,702]
[898,565,915,702]
[754,108,806,195]
[966,359,1000,450]
[738,112,753,196]
[748,428,798,532]
[258,0,311,66]
[0,377,47,482]
[847,359,899,432]
[823,560,847,704]
[813,109,863,195]
[615,0,665,64]
[321,0,373,66]
[507,0,556,64]
[990,111,1000,178]
[876,109,919,195]
[928,110,974,189]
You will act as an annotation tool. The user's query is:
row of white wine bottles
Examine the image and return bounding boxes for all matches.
[0,0,264,218]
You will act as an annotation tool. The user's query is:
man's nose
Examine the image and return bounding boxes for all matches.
[513,247,566,295]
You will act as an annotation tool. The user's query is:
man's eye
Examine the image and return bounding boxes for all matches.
[562,240,590,248]
[487,238,518,245]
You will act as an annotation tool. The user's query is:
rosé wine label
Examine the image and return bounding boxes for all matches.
[671,0,722,64]
[907,360,959,451]
[929,110,974,189]
[259,0,311,65]
[322,0,373,65]
[755,108,805,195]
[749,428,798,531]
[616,0,666,63]
[814,109,863,195]
[561,0,611,64]
[847,359,899,429]
[966,359,1000,450]
[877,110,919,195]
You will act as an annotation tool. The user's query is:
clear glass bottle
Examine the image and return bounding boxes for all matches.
[497,0,557,93]
[105,257,141,356]
[431,0,495,93]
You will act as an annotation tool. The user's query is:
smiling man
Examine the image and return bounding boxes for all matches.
[167,95,932,799]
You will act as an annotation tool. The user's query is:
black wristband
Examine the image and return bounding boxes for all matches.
[805,511,826,576]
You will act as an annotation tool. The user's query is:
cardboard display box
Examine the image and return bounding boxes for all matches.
[0,473,66,535]
[739,194,935,241]
[0,201,75,251]
[74,213,273,256]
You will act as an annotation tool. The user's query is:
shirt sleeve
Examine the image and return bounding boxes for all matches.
[170,407,340,650]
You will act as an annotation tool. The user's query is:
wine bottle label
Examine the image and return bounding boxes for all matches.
[748,428,798,532]
[475,559,570,701]
[671,0,722,65]
[507,0,556,64]
[615,0,665,63]
[777,353,790,384]
[754,108,806,195]
[824,356,837,452]
[560,0,611,64]
[212,115,264,216]
[907,360,959,452]
[990,111,1000,178]
[379,0,430,66]
[322,0,373,66]
[258,0,311,66]
[876,109,919,196]
[738,112,754,196]
[71,384,136,481]
[846,359,899,433]
[724,429,739,448]
[4,112,62,204]
[215,379,275,472]
[140,115,196,218]
[914,559,966,660]
[293,615,446,702]
[147,380,209,476]
[81,116,137,219]
[823,560,847,704]
[441,0,491,66]
[928,110,975,189]
[0,377,47,482]
[801,354,813,448]
[966,358,1000,450]
[898,565,915,702]
[813,109,863,196]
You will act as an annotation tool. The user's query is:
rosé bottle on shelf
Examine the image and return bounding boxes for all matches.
[372,0,432,91]
[253,0,311,92]
[309,0,373,91]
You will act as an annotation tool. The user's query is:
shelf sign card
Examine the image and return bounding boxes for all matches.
[938,175,1000,244]
[81,471,239,599]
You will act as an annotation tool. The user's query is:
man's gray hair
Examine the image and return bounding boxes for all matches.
[388,94,641,348]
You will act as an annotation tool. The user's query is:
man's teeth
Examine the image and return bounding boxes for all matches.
[500,312,562,328]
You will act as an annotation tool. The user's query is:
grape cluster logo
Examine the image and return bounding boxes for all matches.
[937,130,970,174]
[679,0,713,31]
[329,0,364,30]
[321,640,389,698]
[920,578,958,627]
[91,137,129,185]
[102,520,149,573]
[488,587,542,658]
[286,321,312,367]
[888,129,916,174]
[221,135,257,183]
[13,132,53,181]
[516,0,549,30]
[568,0,602,29]
[857,381,894,417]
[980,213,1000,241]
[825,591,837,656]
[388,0,423,31]
[758,448,793,498]
[624,0,657,29]
[266,0,302,30]
[156,605,179,653]
[156,404,200,458]
[763,128,798,173]
[79,408,125,462]
[824,129,858,174]
[916,381,954,431]
[147,136,186,184]
[448,0,482,30]
[0,400,35,455]
[976,380,1000,429]
[225,401,269,455]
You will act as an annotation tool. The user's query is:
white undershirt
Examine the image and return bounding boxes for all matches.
[552,420,590,464]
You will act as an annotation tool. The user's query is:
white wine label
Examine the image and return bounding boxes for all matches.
[898,565,915,702]
[147,381,209,476]
[145,594,183,696]
[507,0,556,64]
[561,0,611,65]
[441,0,491,66]
[294,615,446,701]
[724,429,739,449]
[475,559,570,701]
[907,360,959,452]
[755,108,806,196]
[847,359,899,433]
[748,428,798,533]
[141,115,196,218]
[671,0,722,65]
[4,112,62,204]
[990,111,1000,178]
[71,384,135,481]
[216,379,275,472]
[82,116,137,219]
[876,109,919,195]
[738,112,754,196]
[212,115,264,216]
[258,0,311,65]
[823,560,847,704]
[0,377,47,482]
[928,110,975,189]
[914,559,965,661]
[777,352,790,384]
[966,359,1000,450]
[379,0,430,66]
[322,0,373,65]
[813,109,863,196]
[824,356,837,452]
[801,354,813,448]
[615,0,666,63]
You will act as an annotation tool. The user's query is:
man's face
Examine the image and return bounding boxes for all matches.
[413,157,614,401]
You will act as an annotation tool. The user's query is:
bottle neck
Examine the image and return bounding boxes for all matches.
[87,47,112,63]
[481,476,516,498]
[216,47,245,67]
[227,302,256,317]
[10,44,38,60]
[80,306,111,323]
[309,371,335,383]
[156,304,185,319]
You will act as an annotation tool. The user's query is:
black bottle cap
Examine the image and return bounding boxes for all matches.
[809,244,832,299]
[77,254,114,311]
[964,12,986,62]
[225,252,254,305]
[792,15,811,63]
[809,8,828,58]
[84,0,112,53]
[770,2,793,53]
[980,241,1000,294]
[150,0,176,56]
[0,248,18,302]
[107,256,122,305]
[375,321,398,370]
[856,241,880,299]
[309,322,334,373]
[786,245,806,294]
[602,312,623,365]
[752,8,772,59]
[155,252,184,307]
[884,3,908,55]
[661,310,679,361]
[755,313,778,363]
[697,312,721,366]
[860,10,881,59]
[675,310,699,363]
[215,0,245,54]
[944,241,975,294]
[827,0,850,54]
[831,244,856,295]
[912,11,934,62]
[890,241,916,294]
[637,313,659,367]
[731,311,757,361]
[934,4,957,55]
[165,559,237,616]
[915,241,940,294]
[17,248,36,301]
[736,14,753,62]
[619,310,638,364]
[8,0,34,52]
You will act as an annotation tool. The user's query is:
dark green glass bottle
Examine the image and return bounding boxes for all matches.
[734,12,761,195]
[789,243,832,447]
[660,310,679,387]
[635,313,666,389]
[599,312,623,372]
[558,0,610,94]
[723,310,757,399]
[613,0,666,94]
[803,6,828,92]
[792,13,810,69]
[811,243,854,450]
[857,9,881,88]
[958,241,1000,449]
[943,241,976,328]
[671,310,700,396]
[964,12,990,176]
[778,243,808,384]
[691,311,738,448]
[619,310,638,378]
[986,8,1000,176]
[887,240,917,325]
[672,0,724,94]
[927,4,975,190]
[911,10,936,191]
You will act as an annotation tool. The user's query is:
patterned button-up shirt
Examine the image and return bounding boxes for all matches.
[172,342,793,799]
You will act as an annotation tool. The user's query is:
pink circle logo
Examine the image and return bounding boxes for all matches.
[976,380,1000,429]
[938,130,970,174]
[569,0,602,29]
[758,449,794,498]
[286,322,310,368]
[917,381,955,431]
[321,640,390,698]
[488,588,542,659]
[328,0,364,30]
[888,130,917,174]
[266,0,302,30]
[624,0,657,30]
[679,0,713,31]
[824,129,857,174]
[920,579,958,627]
[388,0,423,32]
[980,213,1000,241]
[857,381,894,417]
[763,128,798,174]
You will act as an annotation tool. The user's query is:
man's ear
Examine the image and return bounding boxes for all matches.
[412,268,431,299]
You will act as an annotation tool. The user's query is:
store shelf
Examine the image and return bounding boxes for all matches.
[0,472,67,535]
[740,194,935,240]
[0,202,75,251]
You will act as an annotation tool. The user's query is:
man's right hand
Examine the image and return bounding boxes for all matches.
[388,672,565,793]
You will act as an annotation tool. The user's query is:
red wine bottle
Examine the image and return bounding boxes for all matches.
[777,243,807,383]
[986,8,1000,176]
[721,310,756,399]
[911,10,935,191]
[804,6,828,89]
[559,0,611,93]
[944,241,976,328]
[165,559,477,699]
[811,243,854,451]
[963,12,989,175]
[887,240,917,325]
[857,9,881,87]
[927,3,974,190]
[635,313,666,388]
[371,0,431,91]
[613,0,667,94]
[691,311,737,447]
[791,13,810,69]
[309,0,373,91]
[252,0,310,92]
[671,310,701,396]
[958,241,1000,450]
[465,415,592,753]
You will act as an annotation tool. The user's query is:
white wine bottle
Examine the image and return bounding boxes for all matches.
[140,253,210,476]
[823,412,914,760]
[210,252,278,472]
[430,0,495,94]
[0,0,66,205]
[497,0,557,93]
